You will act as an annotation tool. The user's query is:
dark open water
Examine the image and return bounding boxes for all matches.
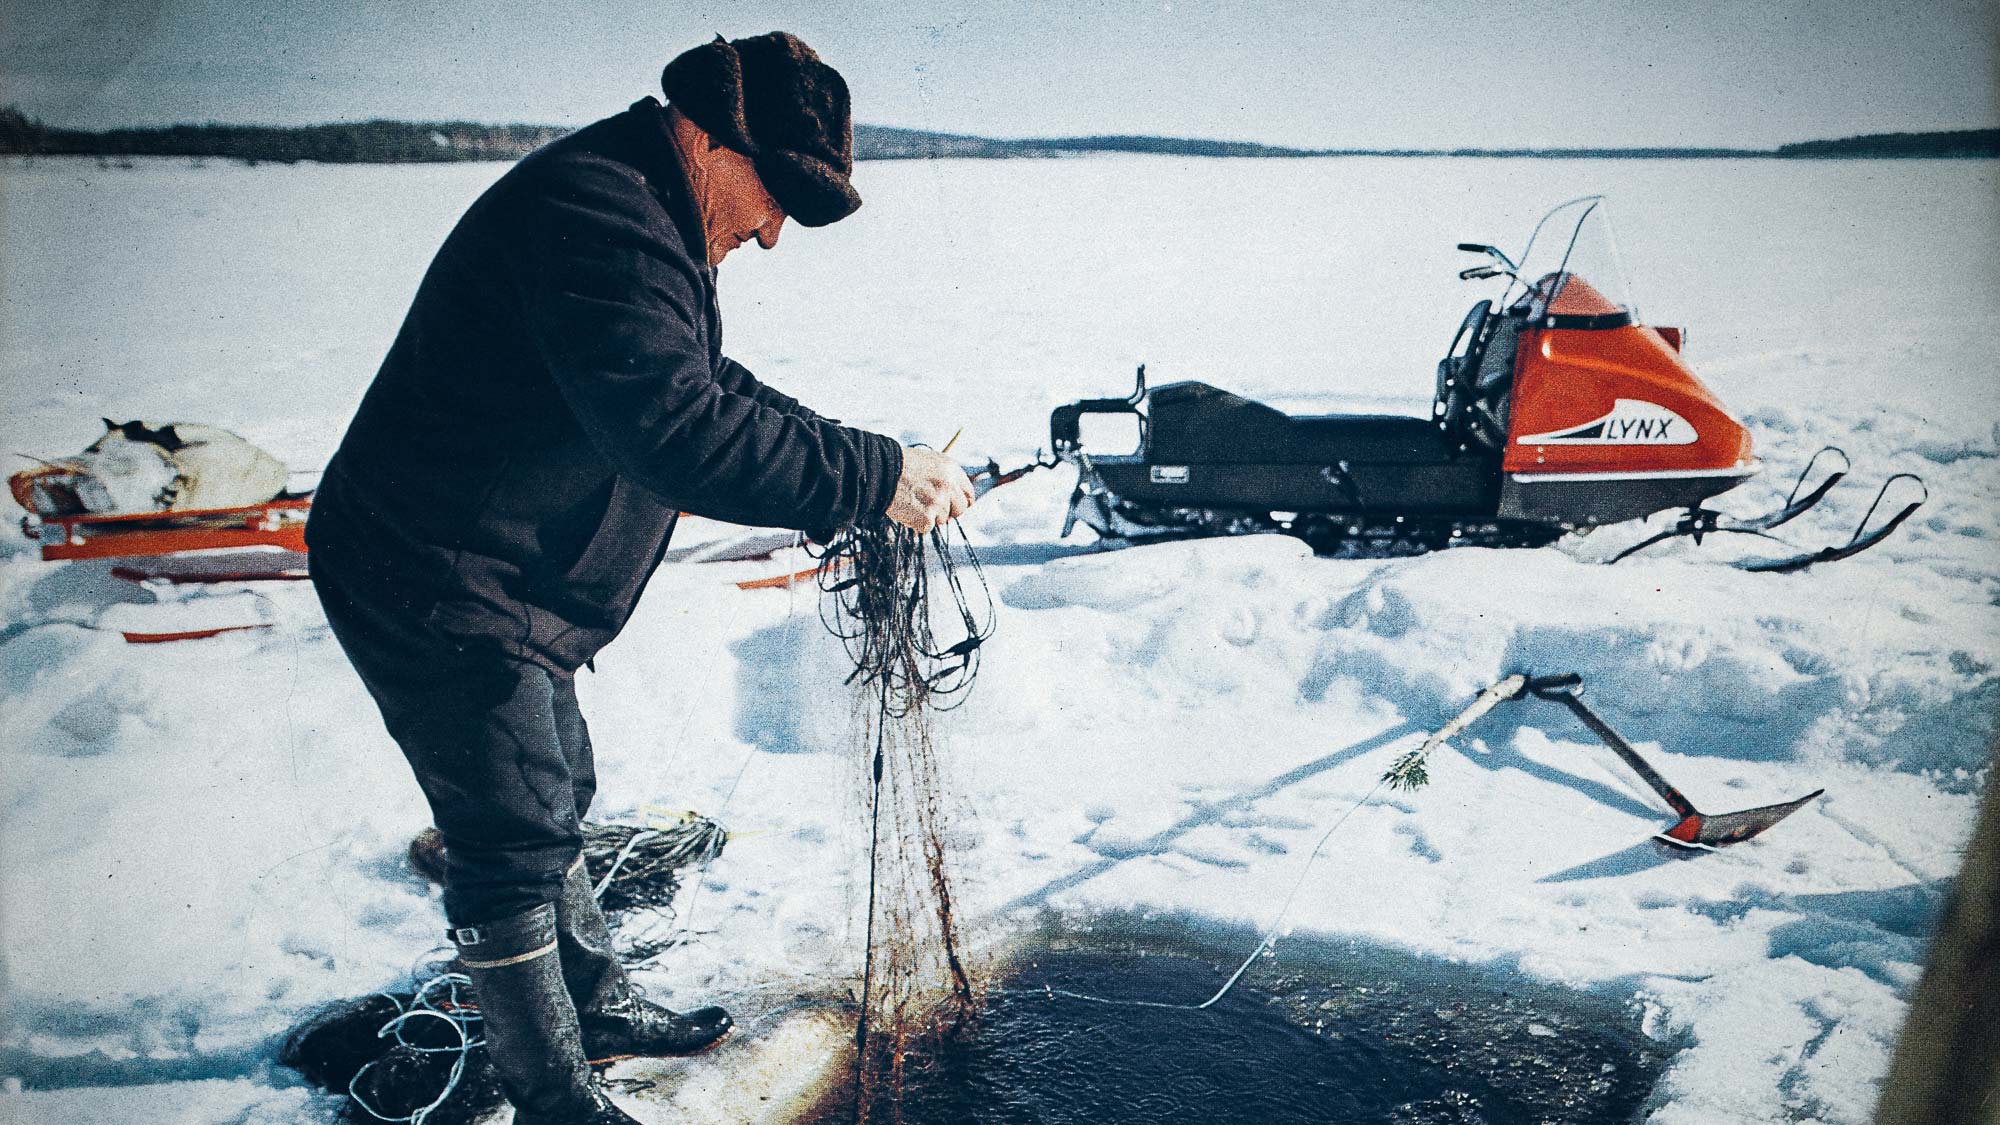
[806,919,1671,1124]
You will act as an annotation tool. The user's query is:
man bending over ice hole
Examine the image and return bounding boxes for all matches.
[307,32,975,1125]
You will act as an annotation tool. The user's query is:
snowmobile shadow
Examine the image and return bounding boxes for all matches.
[1535,838,1703,883]
[1000,721,1425,912]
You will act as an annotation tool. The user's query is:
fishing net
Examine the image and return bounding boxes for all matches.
[811,514,995,1121]
[407,814,727,914]
[578,814,728,913]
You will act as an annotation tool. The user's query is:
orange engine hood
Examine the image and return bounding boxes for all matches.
[1503,323,1754,478]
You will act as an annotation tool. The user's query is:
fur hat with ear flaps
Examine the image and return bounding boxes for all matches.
[661,31,861,227]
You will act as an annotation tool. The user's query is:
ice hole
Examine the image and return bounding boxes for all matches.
[805,914,1673,1124]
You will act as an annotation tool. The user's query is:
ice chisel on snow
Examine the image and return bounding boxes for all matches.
[1430,672,1823,849]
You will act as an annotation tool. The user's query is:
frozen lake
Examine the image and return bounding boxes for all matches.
[2,152,1996,1123]
[5,153,1997,466]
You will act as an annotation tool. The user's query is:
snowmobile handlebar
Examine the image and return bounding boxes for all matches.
[1049,398,1142,457]
[1456,242,1523,285]
[1456,242,1519,271]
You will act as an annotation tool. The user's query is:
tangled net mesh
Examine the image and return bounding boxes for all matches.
[578,814,728,913]
[407,815,726,915]
[811,514,994,1121]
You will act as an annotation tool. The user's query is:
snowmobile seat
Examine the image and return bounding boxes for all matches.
[1145,381,1459,466]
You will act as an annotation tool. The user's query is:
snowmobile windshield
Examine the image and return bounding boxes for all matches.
[1503,195,1639,326]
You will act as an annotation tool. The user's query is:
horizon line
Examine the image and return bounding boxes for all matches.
[9,107,1999,156]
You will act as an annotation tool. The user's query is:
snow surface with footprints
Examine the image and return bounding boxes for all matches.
[2,152,1996,1123]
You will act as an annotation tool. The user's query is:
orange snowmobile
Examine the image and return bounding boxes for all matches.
[1049,196,1924,570]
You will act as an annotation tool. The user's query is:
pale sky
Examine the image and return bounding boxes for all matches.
[2,0,1995,148]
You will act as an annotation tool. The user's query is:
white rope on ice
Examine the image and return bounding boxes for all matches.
[1006,768,1398,1014]
[347,971,486,1125]
[346,819,732,1121]
[594,829,660,899]
[1189,771,1394,1009]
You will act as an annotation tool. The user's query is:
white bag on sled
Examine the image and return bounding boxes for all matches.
[10,420,289,517]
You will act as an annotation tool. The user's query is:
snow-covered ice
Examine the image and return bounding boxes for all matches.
[1,152,1995,1123]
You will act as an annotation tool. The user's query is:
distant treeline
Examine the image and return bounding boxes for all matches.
[2,106,1994,164]
[1775,129,2000,158]
[0,107,567,164]
[854,125,1324,159]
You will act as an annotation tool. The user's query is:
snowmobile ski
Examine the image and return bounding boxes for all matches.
[1607,445,1850,561]
[662,525,799,565]
[1608,450,1926,571]
[1735,473,1928,573]
[111,551,309,585]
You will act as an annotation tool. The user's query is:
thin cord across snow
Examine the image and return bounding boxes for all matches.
[1191,771,1394,1009]
[1006,770,1397,1014]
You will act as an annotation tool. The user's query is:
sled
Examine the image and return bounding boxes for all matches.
[21,495,312,562]
[1046,197,1921,569]
[110,549,310,585]
[737,557,845,590]
[120,623,274,644]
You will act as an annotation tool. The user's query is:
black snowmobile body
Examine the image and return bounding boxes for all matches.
[1050,361,1547,556]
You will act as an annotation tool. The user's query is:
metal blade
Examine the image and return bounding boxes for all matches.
[1663,789,1825,847]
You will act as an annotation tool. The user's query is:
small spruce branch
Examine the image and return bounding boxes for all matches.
[1382,749,1432,792]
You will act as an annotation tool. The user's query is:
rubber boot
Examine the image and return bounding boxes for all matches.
[555,859,734,1058]
[452,904,642,1125]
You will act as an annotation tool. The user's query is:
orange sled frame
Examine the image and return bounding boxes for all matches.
[20,495,312,561]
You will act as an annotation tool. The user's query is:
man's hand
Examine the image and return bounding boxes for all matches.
[886,446,976,533]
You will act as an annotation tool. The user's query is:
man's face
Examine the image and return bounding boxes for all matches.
[704,143,785,264]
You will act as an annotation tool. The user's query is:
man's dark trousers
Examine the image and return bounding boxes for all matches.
[311,554,595,926]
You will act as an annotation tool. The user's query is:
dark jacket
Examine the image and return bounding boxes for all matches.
[308,97,901,671]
